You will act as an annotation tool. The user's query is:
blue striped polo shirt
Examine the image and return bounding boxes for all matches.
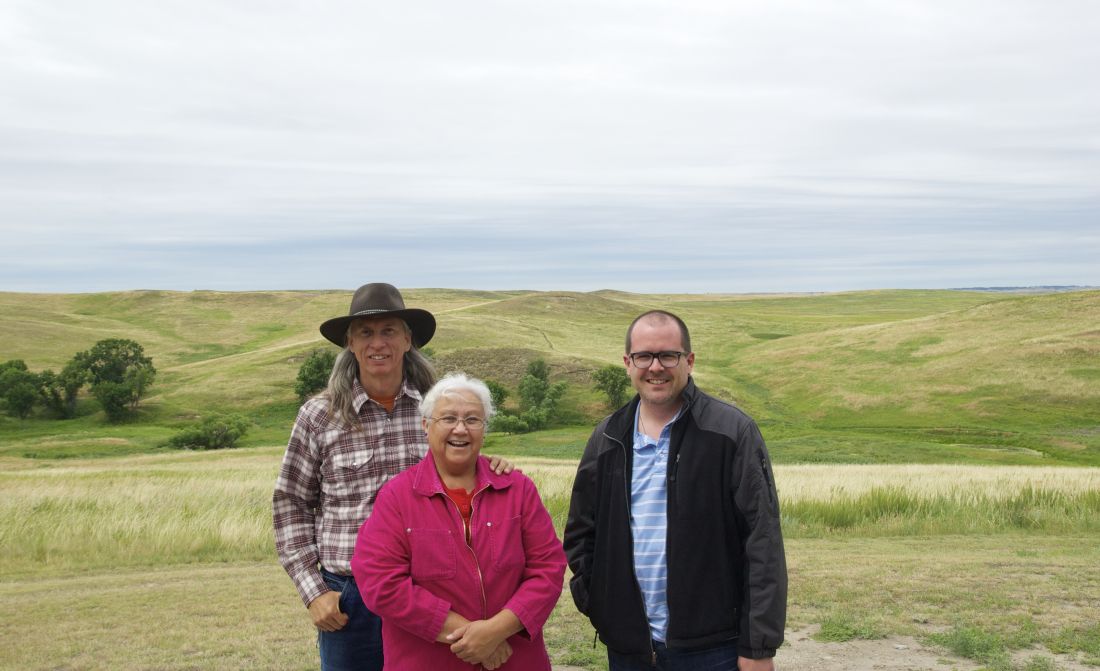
[630,404,681,642]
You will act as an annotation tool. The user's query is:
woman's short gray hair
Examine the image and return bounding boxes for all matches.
[420,373,495,424]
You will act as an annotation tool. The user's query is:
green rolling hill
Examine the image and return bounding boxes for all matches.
[1,288,1097,464]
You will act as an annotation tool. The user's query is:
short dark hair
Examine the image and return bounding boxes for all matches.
[625,310,691,353]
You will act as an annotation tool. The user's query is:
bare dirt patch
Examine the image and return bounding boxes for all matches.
[776,627,1094,671]
[775,627,981,670]
[554,627,1097,671]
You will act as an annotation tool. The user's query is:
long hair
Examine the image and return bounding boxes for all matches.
[322,321,438,427]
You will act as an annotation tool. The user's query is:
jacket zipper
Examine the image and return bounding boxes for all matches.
[470,485,491,620]
[605,430,657,668]
[450,486,490,620]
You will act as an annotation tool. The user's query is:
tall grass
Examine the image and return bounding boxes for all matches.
[782,485,1100,536]
[0,449,279,576]
[4,453,1097,578]
[777,464,1100,536]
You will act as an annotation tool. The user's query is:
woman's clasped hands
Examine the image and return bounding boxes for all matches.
[446,616,517,669]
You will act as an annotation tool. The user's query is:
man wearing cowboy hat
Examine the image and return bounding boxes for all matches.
[273,283,512,671]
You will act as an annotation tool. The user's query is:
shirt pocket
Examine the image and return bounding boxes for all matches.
[488,514,525,572]
[324,449,374,497]
[409,529,457,582]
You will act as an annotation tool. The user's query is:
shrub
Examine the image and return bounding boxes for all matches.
[514,358,568,432]
[92,381,136,422]
[168,415,250,450]
[490,415,529,434]
[36,361,85,419]
[592,364,630,409]
[294,349,337,402]
[485,380,509,411]
[1,365,39,419]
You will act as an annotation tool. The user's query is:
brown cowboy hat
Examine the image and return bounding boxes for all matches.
[319,283,436,348]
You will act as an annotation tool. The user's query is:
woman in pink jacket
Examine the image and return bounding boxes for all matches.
[352,373,567,670]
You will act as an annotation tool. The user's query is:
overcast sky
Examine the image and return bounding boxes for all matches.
[2,0,1097,294]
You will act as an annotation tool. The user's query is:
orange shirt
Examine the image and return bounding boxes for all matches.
[369,393,396,413]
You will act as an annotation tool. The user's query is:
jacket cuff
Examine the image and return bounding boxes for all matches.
[738,646,776,659]
[421,597,452,643]
[502,600,538,640]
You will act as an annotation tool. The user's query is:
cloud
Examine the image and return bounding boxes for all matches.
[1,0,1098,292]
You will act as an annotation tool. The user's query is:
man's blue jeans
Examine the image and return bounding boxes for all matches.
[318,569,383,671]
[608,639,741,671]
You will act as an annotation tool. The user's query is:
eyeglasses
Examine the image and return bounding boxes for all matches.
[429,415,486,430]
[628,351,686,368]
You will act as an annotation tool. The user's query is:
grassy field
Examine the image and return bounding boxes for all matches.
[2,449,1098,670]
[2,288,1098,669]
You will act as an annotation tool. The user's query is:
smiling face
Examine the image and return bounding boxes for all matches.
[624,315,694,410]
[346,315,412,391]
[424,390,486,480]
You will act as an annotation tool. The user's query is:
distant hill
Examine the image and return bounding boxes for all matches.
[1,288,1097,465]
[950,286,1098,293]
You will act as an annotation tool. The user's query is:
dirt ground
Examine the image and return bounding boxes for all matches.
[776,626,1097,671]
[771,627,980,670]
[554,626,1095,670]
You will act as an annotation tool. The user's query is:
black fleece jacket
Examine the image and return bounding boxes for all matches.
[563,378,787,660]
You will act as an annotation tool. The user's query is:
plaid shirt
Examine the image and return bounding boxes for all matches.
[273,378,427,607]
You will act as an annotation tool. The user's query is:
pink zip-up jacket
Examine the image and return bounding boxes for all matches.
[352,454,566,670]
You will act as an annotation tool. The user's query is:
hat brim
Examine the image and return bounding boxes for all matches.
[319,309,436,349]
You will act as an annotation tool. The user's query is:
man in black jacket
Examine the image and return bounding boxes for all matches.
[564,310,786,670]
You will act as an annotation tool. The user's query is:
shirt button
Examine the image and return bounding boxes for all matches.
[486,522,492,527]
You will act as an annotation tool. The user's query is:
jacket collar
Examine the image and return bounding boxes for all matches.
[606,376,699,442]
[410,452,512,497]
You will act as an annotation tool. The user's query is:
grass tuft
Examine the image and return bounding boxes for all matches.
[1047,623,1100,660]
[815,612,887,642]
[1021,656,1057,671]
[928,625,1012,668]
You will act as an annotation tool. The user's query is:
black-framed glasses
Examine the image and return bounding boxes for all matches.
[628,351,686,368]
[430,415,486,430]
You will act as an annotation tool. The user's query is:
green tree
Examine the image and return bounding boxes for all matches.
[295,349,337,402]
[92,381,134,422]
[72,339,156,421]
[36,361,86,419]
[484,380,509,412]
[526,358,550,382]
[0,359,29,375]
[5,381,38,419]
[593,364,631,409]
[518,358,552,411]
[516,359,566,431]
[168,414,250,450]
[1,362,39,419]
